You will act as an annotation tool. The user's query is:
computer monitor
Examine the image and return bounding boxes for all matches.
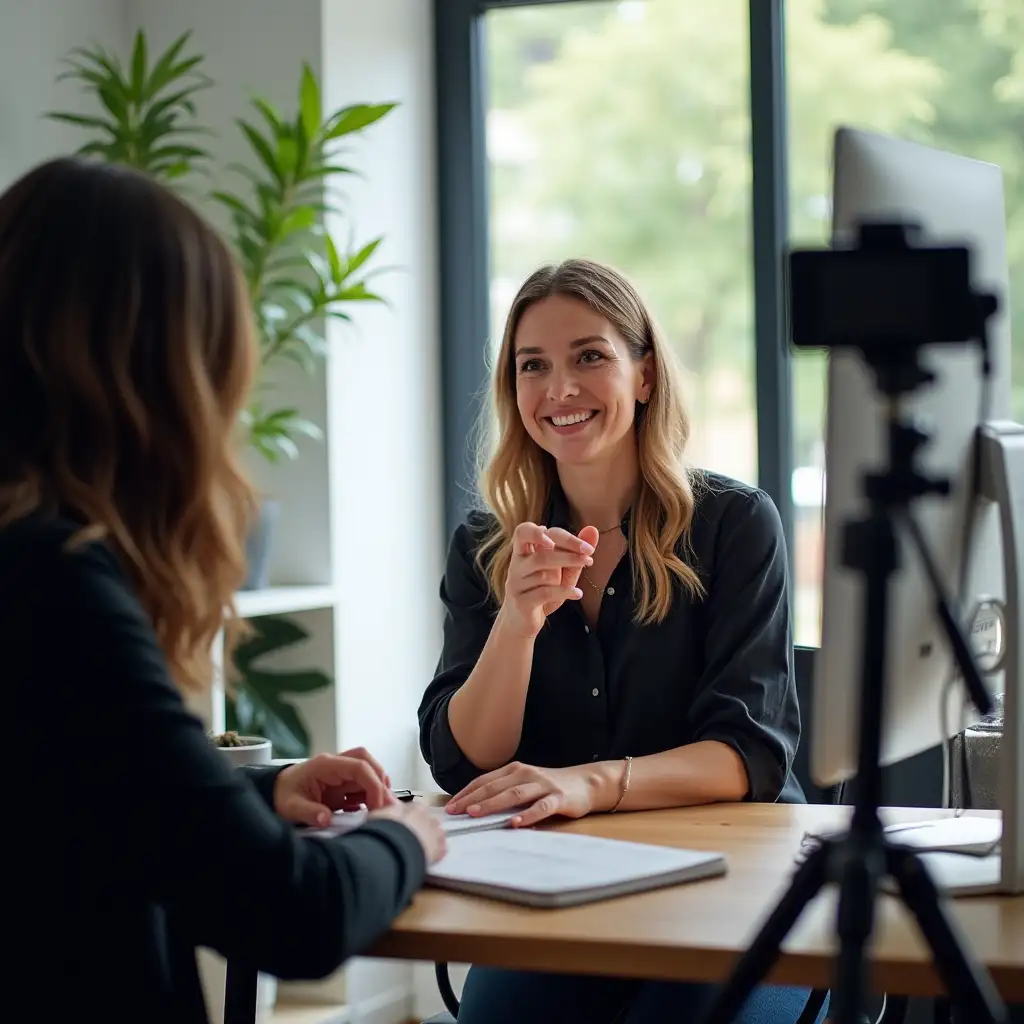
[811,128,1015,792]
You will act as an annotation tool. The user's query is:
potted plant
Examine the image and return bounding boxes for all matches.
[212,62,393,587]
[208,730,273,767]
[47,30,395,589]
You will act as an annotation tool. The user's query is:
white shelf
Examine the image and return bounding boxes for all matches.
[235,585,338,618]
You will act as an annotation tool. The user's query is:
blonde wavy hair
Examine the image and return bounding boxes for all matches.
[477,258,704,623]
[0,158,256,694]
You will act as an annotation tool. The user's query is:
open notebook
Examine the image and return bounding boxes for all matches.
[426,828,727,908]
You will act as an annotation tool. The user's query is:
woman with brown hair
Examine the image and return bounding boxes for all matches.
[2,157,443,1022]
[418,259,823,1022]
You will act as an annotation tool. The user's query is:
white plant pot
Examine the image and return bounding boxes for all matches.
[212,736,272,766]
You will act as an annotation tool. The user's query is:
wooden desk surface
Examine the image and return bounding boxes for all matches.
[370,803,1024,1000]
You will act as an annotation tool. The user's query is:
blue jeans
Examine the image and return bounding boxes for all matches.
[457,966,828,1024]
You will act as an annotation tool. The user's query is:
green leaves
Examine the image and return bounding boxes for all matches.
[237,119,282,184]
[50,33,397,465]
[212,62,395,461]
[226,615,331,759]
[47,30,211,177]
[324,102,396,140]
[299,64,322,145]
[241,403,323,463]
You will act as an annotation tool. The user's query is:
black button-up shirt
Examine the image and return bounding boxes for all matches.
[418,471,803,803]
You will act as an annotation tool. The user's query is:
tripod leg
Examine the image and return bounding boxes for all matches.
[698,843,828,1024]
[831,842,884,1024]
[887,846,1006,1023]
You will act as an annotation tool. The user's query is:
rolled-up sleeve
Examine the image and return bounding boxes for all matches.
[418,518,498,794]
[687,490,799,802]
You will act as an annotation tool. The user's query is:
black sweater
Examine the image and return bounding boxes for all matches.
[5,514,425,1022]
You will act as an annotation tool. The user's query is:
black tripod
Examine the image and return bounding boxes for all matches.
[699,363,1008,1024]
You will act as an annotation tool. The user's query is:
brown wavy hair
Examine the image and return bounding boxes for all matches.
[476,258,704,624]
[0,157,256,693]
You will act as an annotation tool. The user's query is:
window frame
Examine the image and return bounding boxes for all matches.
[433,0,796,588]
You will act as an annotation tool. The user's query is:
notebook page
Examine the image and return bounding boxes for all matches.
[429,806,524,835]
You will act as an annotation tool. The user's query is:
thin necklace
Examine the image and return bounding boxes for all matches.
[573,521,624,536]
[578,523,626,591]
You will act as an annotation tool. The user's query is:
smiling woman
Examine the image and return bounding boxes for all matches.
[477,260,705,631]
[417,260,820,1024]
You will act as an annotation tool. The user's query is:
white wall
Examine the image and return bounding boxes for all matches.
[321,2,445,1018]
[322,0,443,822]
[0,0,128,187]
[132,0,334,588]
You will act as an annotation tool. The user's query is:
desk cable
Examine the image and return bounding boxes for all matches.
[941,338,996,819]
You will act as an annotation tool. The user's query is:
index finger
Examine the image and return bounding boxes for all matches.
[512,522,555,556]
[446,763,516,812]
[543,527,595,555]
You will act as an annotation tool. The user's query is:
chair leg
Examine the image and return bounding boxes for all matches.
[224,959,259,1024]
[435,962,461,1017]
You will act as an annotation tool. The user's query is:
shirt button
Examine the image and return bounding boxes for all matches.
[592,687,600,697]
[606,586,615,596]
[584,625,590,634]
[592,753,600,761]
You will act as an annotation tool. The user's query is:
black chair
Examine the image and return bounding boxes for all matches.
[423,962,461,1023]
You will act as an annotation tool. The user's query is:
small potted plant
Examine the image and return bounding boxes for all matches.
[209,730,273,767]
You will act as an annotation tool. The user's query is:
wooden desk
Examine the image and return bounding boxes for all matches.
[370,803,1024,1001]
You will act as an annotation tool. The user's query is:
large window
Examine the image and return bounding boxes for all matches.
[485,1,757,486]
[436,0,1023,649]
[786,0,1024,643]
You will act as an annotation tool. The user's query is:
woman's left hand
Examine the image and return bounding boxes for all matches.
[274,747,396,827]
[446,761,615,828]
